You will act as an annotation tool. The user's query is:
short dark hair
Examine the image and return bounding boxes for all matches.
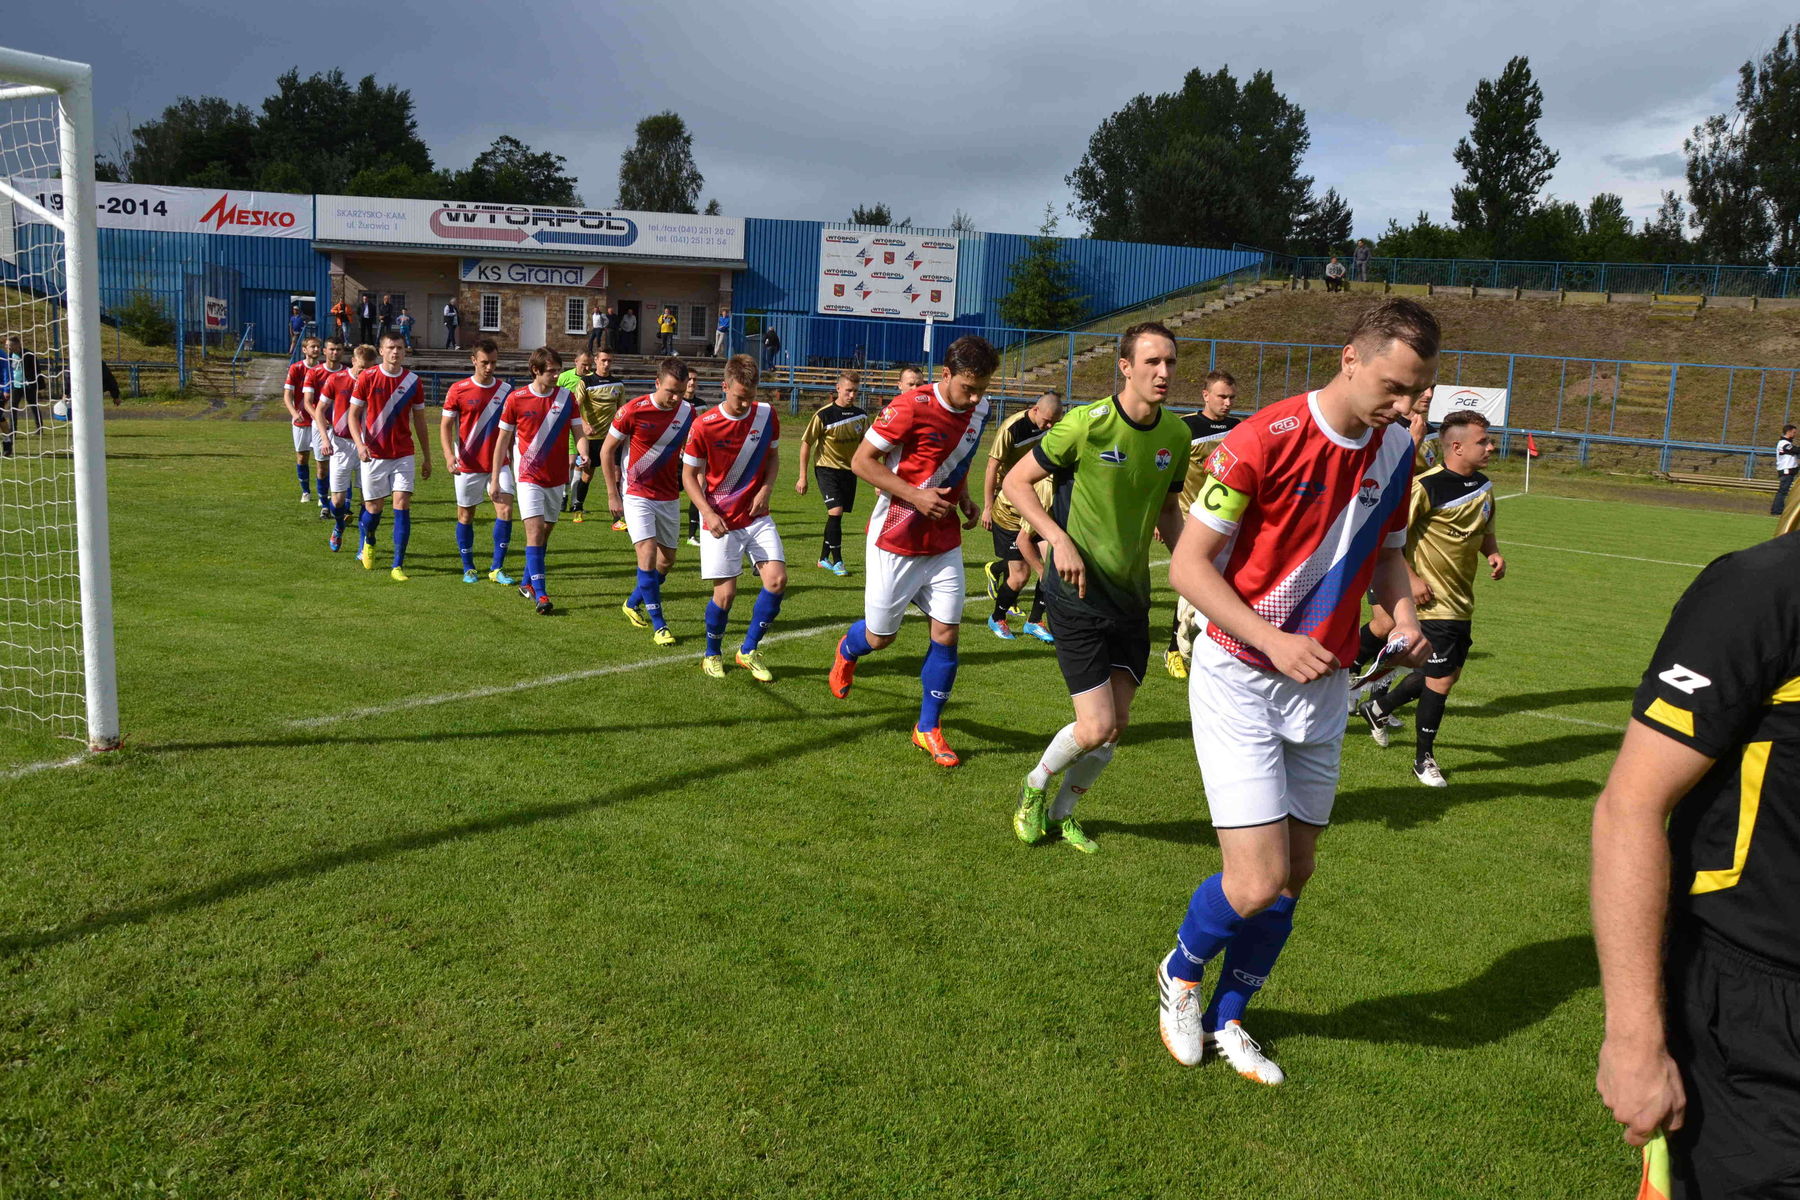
[657,357,690,384]
[942,336,999,378]
[1785,423,1797,434]
[1203,370,1236,390]
[896,363,923,379]
[723,354,760,389]
[1119,321,1177,363]
[472,337,499,356]
[1038,390,1063,405]
[1348,298,1441,361]
[378,332,404,347]
[528,345,563,374]
[1439,409,1490,442]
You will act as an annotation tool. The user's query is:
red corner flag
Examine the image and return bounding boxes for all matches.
[1526,433,1541,458]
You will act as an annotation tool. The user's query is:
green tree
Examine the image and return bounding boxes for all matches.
[948,208,976,234]
[1291,187,1352,254]
[1737,24,1800,262]
[121,95,257,186]
[1450,56,1560,257]
[849,203,911,227]
[703,198,721,215]
[1640,190,1690,262]
[1067,65,1311,248]
[344,162,444,201]
[1375,211,1464,259]
[995,208,1088,331]
[256,69,435,195]
[617,112,703,212]
[1686,113,1773,262]
[94,157,121,183]
[1579,193,1637,261]
[1513,198,1585,261]
[445,135,580,206]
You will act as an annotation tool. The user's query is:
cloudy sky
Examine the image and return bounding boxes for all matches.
[5,0,1787,240]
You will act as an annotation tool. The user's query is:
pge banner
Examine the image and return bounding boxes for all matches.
[319,196,744,261]
[817,230,959,320]
[12,179,312,238]
[1428,385,1510,427]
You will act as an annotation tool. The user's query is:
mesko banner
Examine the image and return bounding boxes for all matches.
[816,229,959,320]
[318,196,744,260]
[1428,385,1511,427]
[459,259,608,288]
[11,179,312,238]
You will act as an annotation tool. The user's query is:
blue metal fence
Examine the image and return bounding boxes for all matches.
[1287,254,1800,297]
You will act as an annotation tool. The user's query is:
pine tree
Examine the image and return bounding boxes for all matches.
[996,209,1088,331]
[617,112,703,213]
[1450,56,1559,257]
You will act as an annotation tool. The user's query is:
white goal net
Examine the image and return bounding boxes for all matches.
[0,47,117,752]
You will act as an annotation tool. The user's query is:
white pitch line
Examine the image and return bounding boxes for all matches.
[1,752,88,781]
[1496,707,1619,730]
[287,620,845,729]
[1505,540,1705,569]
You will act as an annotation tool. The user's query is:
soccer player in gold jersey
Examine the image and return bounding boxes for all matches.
[980,391,1062,640]
[795,370,871,575]
[1355,409,1506,785]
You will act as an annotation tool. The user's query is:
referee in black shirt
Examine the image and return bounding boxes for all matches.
[1593,529,1800,1196]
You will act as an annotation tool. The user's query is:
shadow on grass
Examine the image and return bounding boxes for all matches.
[1331,775,1595,831]
[1448,730,1623,770]
[1,711,908,958]
[1460,685,1636,718]
[1260,934,1597,1048]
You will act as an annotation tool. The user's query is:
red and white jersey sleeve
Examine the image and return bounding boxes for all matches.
[321,369,356,437]
[610,395,694,501]
[301,364,332,419]
[349,367,424,459]
[1192,391,1415,670]
[681,403,780,530]
[444,377,512,475]
[500,385,584,487]
[285,361,312,425]
[865,384,990,557]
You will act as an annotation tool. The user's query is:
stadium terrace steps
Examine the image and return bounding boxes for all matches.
[1650,294,1704,321]
[1021,283,1281,383]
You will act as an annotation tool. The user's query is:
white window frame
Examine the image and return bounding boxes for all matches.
[564,296,588,336]
[479,293,501,332]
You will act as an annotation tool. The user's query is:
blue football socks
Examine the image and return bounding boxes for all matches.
[840,619,873,660]
[637,568,666,629]
[332,500,348,538]
[1170,873,1245,983]
[524,545,547,599]
[454,521,475,571]
[743,588,783,652]
[358,507,381,552]
[916,639,959,732]
[390,508,411,569]
[1205,895,1296,1029]
[295,462,310,495]
[704,600,729,657]
[490,518,512,572]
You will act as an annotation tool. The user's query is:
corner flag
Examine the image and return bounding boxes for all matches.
[1527,433,1540,458]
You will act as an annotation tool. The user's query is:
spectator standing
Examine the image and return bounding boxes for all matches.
[619,308,638,355]
[378,294,395,339]
[443,298,460,350]
[601,306,618,352]
[1774,423,1799,516]
[358,293,376,345]
[714,306,730,358]
[1324,256,1347,293]
[289,306,305,350]
[331,297,351,344]
[597,302,619,354]
[658,306,678,356]
[395,308,415,350]
[1353,239,1372,282]
[762,323,781,368]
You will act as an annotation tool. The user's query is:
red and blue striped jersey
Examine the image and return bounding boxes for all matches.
[500,385,584,487]
[682,402,780,530]
[349,367,424,459]
[611,395,695,501]
[444,377,512,475]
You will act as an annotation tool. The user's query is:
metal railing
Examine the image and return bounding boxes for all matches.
[1280,254,1800,298]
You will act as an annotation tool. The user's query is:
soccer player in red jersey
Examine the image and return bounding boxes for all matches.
[603,358,695,645]
[300,340,342,520]
[283,335,323,504]
[1155,299,1438,1084]
[827,336,998,768]
[681,354,786,681]
[347,334,433,581]
[303,340,353,550]
[490,346,588,615]
[438,338,518,586]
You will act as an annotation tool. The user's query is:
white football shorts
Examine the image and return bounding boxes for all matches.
[1188,632,1349,828]
[454,465,516,508]
[517,481,566,522]
[699,514,785,579]
[328,445,357,494]
[360,454,416,501]
[863,538,966,637]
[624,494,679,548]
[290,423,312,453]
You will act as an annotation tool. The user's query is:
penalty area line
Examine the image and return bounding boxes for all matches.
[1,753,90,781]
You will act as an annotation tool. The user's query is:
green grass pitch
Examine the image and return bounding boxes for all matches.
[0,419,1775,1197]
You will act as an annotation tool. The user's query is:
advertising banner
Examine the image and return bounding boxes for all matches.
[459,259,608,288]
[318,196,743,260]
[1428,385,1510,427]
[817,229,959,320]
[11,179,312,238]
[204,296,228,329]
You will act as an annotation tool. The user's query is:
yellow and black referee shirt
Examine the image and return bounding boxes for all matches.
[801,403,870,472]
[989,410,1053,532]
[1634,532,1800,970]
[1404,465,1495,621]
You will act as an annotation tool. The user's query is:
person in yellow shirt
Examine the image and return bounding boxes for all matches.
[795,371,871,575]
[658,306,679,356]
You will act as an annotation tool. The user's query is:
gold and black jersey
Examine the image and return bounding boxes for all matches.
[1414,433,1441,476]
[1634,532,1800,970]
[1015,476,1059,540]
[1179,412,1239,511]
[576,372,625,435]
[989,411,1052,532]
[1404,465,1495,621]
[1780,482,1800,537]
[802,403,870,472]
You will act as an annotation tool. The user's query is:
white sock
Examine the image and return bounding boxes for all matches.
[1052,742,1114,819]
[1027,723,1085,790]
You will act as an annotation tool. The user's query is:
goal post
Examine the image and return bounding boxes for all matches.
[0,45,118,752]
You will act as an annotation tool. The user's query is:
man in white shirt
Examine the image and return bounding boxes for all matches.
[1774,423,1798,516]
[588,304,609,356]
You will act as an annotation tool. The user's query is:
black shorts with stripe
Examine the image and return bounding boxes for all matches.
[991,525,1022,562]
[814,466,857,512]
[1050,603,1150,696]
